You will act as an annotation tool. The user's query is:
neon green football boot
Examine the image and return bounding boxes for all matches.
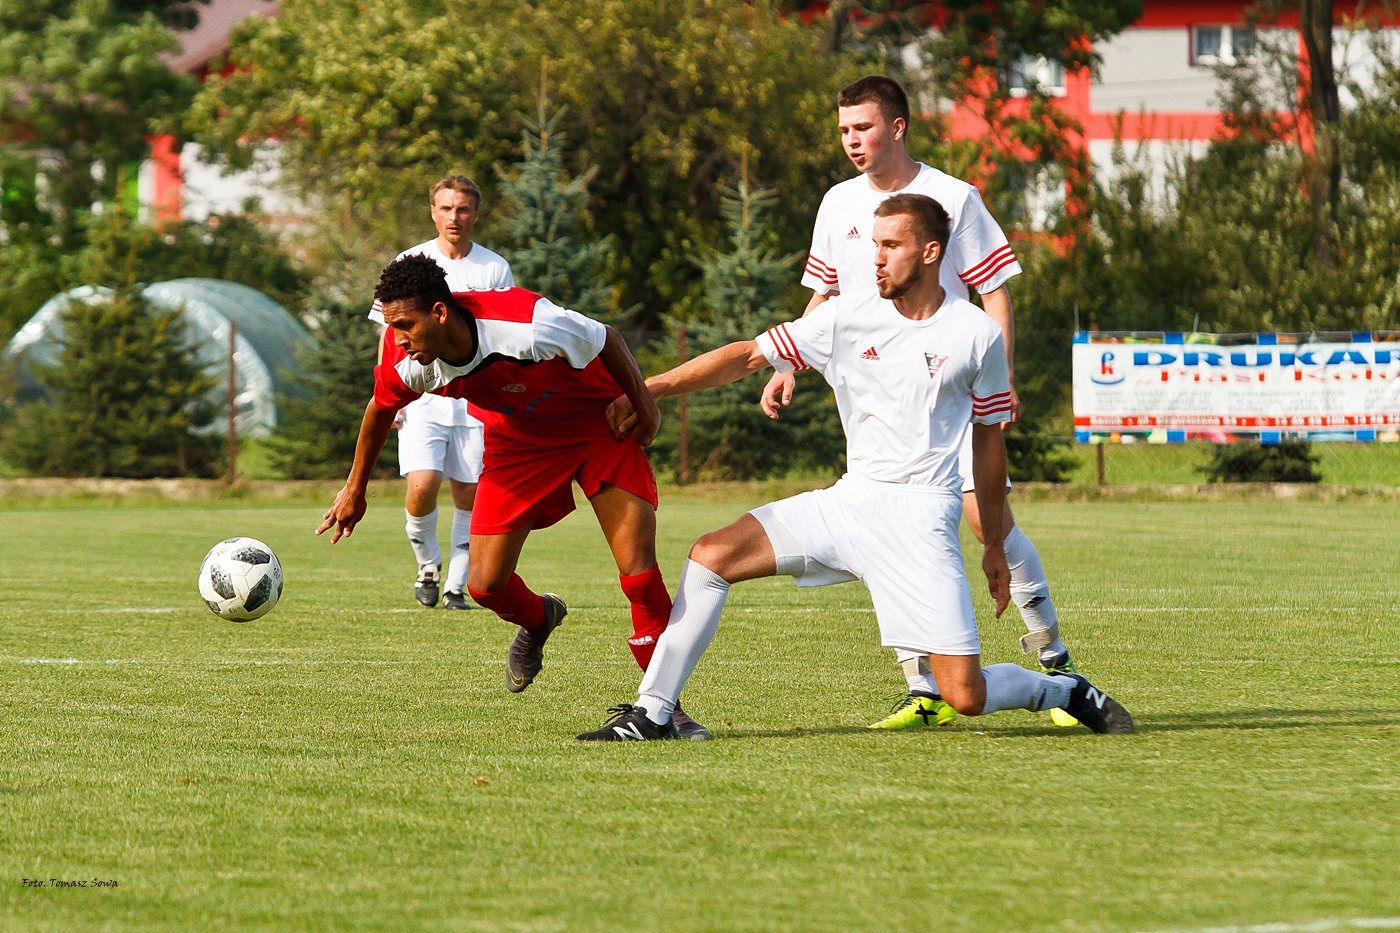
[868,693,958,730]
[1041,651,1081,728]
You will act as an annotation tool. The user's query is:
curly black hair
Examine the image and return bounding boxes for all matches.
[373,253,455,311]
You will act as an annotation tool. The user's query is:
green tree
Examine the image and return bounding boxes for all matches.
[651,172,842,480]
[265,299,393,480]
[185,0,518,248]
[495,94,619,322]
[190,0,858,332]
[0,289,220,477]
[0,0,208,344]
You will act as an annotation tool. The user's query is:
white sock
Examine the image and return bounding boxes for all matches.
[1004,525,1068,663]
[404,509,440,569]
[895,650,940,697]
[636,559,730,725]
[446,509,471,593]
[980,664,1073,714]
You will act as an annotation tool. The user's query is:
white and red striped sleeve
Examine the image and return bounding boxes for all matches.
[755,302,836,376]
[367,298,386,326]
[970,332,1013,425]
[799,196,842,295]
[951,188,1021,295]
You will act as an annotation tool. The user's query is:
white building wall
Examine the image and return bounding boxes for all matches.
[179,142,301,222]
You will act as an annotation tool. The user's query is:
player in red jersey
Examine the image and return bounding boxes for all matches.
[317,254,710,737]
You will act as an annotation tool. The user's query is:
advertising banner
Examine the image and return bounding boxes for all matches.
[1072,331,1400,443]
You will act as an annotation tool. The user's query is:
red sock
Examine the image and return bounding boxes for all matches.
[469,574,545,630]
[620,565,672,671]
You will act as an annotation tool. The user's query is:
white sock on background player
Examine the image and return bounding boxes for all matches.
[404,508,441,570]
[980,664,1073,714]
[635,559,729,725]
[446,508,471,593]
[1003,525,1068,663]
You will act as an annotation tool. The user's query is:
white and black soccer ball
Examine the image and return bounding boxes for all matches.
[198,537,284,622]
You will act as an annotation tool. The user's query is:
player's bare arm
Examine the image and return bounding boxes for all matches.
[970,421,1010,617]
[979,285,1021,426]
[317,399,398,542]
[597,325,662,446]
[609,340,770,435]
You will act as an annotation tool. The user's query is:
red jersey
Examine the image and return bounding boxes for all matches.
[373,288,623,445]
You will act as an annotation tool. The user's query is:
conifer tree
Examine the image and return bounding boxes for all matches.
[0,290,219,477]
[654,162,843,479]
[495,61,618,322]
[265,299,395,479]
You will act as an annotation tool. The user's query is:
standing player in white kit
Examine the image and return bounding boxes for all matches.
[370,176,514,610]
[762,77,1078,729]
[577,195,1133,741]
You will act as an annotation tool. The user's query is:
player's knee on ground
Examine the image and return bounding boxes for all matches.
[940,685,986,717]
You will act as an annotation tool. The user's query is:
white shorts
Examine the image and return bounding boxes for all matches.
[397,406,484,482]
[749,476,980,656]
[956,423,1014,495]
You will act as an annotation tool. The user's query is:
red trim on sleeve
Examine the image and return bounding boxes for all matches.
[958,245,1016,285]
[804,255,839,285]
[767,324,810,372]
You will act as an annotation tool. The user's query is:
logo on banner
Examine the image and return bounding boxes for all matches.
[925,353,947,378]
[1090,350,1125,385]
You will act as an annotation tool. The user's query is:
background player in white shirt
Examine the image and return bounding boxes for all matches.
[763,76,1077,728]
[369,176,514,610]
[578,195,1132,741]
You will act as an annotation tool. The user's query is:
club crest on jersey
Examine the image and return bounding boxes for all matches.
[845,225,861,240]
[925,353,948,378]
[502,383,527,393]
[860,346,880,361]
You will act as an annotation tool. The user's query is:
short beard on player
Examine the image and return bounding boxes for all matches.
[877,261,921,300]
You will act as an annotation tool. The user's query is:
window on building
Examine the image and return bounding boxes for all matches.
[1191,25,1257,65]
[1008,55,1067,98]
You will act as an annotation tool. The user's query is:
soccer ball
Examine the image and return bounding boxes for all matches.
[198,537,283,622]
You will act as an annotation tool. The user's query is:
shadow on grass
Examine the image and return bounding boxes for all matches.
[1134,708,1400,733]
[714,708,1400,741]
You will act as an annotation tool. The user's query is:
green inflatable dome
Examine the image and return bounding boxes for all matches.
[3,278,312,437]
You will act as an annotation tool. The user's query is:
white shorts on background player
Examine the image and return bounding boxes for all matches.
[396,413,484,482]
[754,287,1013,654]
[367,238,513,478]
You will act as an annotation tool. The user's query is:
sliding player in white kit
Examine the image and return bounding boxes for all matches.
[763,76,1079,729]
[370,175,513,610]
[577,195,1133,741]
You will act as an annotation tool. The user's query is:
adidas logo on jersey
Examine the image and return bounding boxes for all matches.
[845,225,861,240]
[860,347,880,361]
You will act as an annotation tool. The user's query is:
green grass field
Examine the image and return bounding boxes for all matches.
[2,488,1398,932]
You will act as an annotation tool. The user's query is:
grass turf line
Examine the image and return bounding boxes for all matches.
[1,493,1398,932]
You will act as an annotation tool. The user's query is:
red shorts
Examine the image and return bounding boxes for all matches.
[471,433,659,535]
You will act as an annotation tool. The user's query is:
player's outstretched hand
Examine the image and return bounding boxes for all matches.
[606,394,638,440]
[760,369,795,420]
[1002,387,1022,432]
[316,485,367,543]
[982,544,1010,618]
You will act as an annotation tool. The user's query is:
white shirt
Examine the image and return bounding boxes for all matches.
[368,239,514,427]
[802,163,1021,300]
[755,288,1012,489]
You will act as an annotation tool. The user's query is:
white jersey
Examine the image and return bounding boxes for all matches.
[802,163,1020,300]
[368,238,514,427]
[755,288,1012,489]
